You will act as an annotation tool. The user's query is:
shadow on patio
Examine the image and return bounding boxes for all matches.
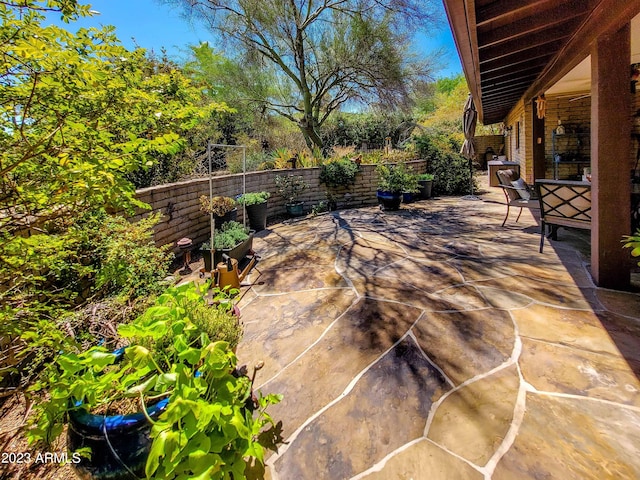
[233,188,640,480]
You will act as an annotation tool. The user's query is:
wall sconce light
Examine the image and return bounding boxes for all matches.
[502,125,513,137]
[555,119,565,135]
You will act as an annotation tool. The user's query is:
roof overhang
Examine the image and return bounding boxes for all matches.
[443,0,640,124]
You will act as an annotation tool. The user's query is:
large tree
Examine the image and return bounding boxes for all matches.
[170,0,439,149]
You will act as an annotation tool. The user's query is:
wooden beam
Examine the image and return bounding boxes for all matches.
[482,80,537,98]
[482,97,527,111]
[590,22,631,290]
[481,73,540,91]
[481,64,546,85]
[476,0,559,26]
[477,4,586,49]
[479,26,571,62]
[479,40,563,69]
[481,53,552,76]
[524,0,640,101]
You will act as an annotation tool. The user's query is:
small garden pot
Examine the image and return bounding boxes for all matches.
[67,388,168,479]
[245,202,268,231]
[377,190,402,211]
[418,180,433,199]
[285,202,305,217]
[214,208,238,229]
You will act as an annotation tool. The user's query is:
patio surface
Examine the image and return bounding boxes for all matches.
[231,187,640,480]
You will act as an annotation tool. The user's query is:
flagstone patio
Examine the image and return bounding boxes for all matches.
[234,188,640,480]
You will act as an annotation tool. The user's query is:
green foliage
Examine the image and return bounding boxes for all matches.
[93,213,173,299]
[274,175,309,204]
[376,163,419,194]
[417,173,435,181]
[272,148,293,169]
[189,303,243,351]
[28,281,281,479]
[211,222,250,250]
[320,158,360,188]
[414,74,498,138]
[321,112,414,149]
[0,210,173,388]
[236,192,270,206]
[199,195,236,216]
[0,1,222,391]
[415,135,477,196]
[622,230,640,267]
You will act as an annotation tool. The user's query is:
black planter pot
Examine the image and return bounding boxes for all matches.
[377,190,402,211]
[418,180,433,199]
[285,202,305,217]
[202,232,255,272]
[245,202,268,231]
[67,390,168,479]
[214,208,238,229]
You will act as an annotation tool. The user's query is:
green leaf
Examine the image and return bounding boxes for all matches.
[124,345,152,368]
[82,349,117,370]
[125,375,157,396]
[146,429,177,478]
[178,347,201,365]
[230,408,251,439]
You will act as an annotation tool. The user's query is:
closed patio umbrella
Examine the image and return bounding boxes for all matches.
[460,93,478,199]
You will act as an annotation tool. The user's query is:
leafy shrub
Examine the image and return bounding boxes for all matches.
[274,175,309,203]
[190,303,243,350]
[417,173,435,181]
[321,112,413,149]
[236,191,270,206]
[200,195,236,216]
[320,157,360,188]
[28,281,281,479]
[415,135,477,196]
[376,163,419,193]
[94,213,173,299]
[272,147,293,169]
[0,211,173,389]
[203,221,250,250]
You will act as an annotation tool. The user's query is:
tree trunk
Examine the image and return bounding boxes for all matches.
[298,118,323,150]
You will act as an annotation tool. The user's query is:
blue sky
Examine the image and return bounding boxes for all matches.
[46,0,462,78]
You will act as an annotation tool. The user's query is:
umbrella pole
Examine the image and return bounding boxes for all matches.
[462,157,480,201]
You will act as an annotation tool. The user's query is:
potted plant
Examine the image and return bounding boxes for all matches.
[402,170,421,204]
[199,195,238,228]
[236,191,270,231]
[376,163,415,211]
[200,221,254,272]
[622,229,640,267]
[274,174,309,217]
[27,281,281,480]
[417,173,435,199]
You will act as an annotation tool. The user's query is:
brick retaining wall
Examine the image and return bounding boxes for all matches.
[133,160,427,249]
